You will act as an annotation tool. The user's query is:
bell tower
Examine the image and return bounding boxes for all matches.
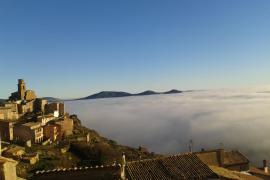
[18,79,26,100]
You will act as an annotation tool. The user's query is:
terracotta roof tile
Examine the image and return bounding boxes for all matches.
[126,153,217,180]
[223,151,249,166]
[195,149,249,167]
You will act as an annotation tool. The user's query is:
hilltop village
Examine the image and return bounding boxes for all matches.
[0,79,157,179]
[0,79,72,145]
[0,79,270,180]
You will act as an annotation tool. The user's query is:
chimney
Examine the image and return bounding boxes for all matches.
[263,160,268,174]
[217,149,225,167]
[120,153,126,180]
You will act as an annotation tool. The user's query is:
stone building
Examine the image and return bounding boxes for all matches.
[0,120,15,141]
[0,101,19,121]
[0,156,25,180]
[43,123,61,142]
[45,102,65,117]
[0,107,18,120]
[24,90,37,101]
[17,100,35,114]
[37,114,55,126]
[55,115,74,137]
[9,79,36,101]
[7,79,38,115]
[195,149,250,171]
[34,99,48,113]
[14,122,44,144]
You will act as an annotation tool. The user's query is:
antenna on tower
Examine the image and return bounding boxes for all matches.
[189,139,193,153]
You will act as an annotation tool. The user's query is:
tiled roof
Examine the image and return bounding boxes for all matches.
[223,151,249,166]
[248,167,270,177]
[22,122,42,128]
[33,165,121,180]
[195,149,249,167]
[210,166,262,180]
[126,153,218,180]
[196,150,221,166]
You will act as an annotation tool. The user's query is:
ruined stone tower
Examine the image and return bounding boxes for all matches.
[18,79,26,100]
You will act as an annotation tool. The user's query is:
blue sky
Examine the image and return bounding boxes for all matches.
[0,0,270,98]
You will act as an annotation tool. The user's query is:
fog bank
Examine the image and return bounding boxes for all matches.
[65,88,270,165]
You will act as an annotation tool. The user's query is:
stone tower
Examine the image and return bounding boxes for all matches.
[18,79,26,100]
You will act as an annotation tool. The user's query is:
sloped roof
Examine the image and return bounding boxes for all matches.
[223,151,249,166]
[195,149,249,167]
[248,167,270,177]
[126,153,218,180]
[33,165,121,180]
[210,166,262,180]
[196,150,221,166]
[5,146,25,154]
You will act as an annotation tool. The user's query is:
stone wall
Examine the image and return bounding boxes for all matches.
[14,124,43,144]
[55,117,74,137]
[0,121,14,141]
[0,107,19,120]
[25,90,37,101]
[0,157,20,180]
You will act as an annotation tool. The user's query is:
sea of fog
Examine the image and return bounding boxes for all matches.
[65,88,270,165]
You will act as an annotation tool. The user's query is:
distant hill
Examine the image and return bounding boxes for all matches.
[135,90,159,96]
[42,97,63,102]
[164,89,182,94]
[81,91,132,100]
[77,89,182,100]
[1,90,183,102]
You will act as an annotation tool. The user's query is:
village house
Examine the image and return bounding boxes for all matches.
[0,102,19,120]
[34,98,48,113]
[0,120,16,141]
[14,122,44,144]
[0,79,74,144]
[43,123,61,142]
[37,114,56,126]
[54,114,74,137]
[45,102,65,117]
[195,149,250,171]
[17,100,35,114]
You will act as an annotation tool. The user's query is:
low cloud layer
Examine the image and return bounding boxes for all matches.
[65,88,270,165]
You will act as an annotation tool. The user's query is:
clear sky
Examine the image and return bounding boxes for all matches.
[0,0,270,99]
